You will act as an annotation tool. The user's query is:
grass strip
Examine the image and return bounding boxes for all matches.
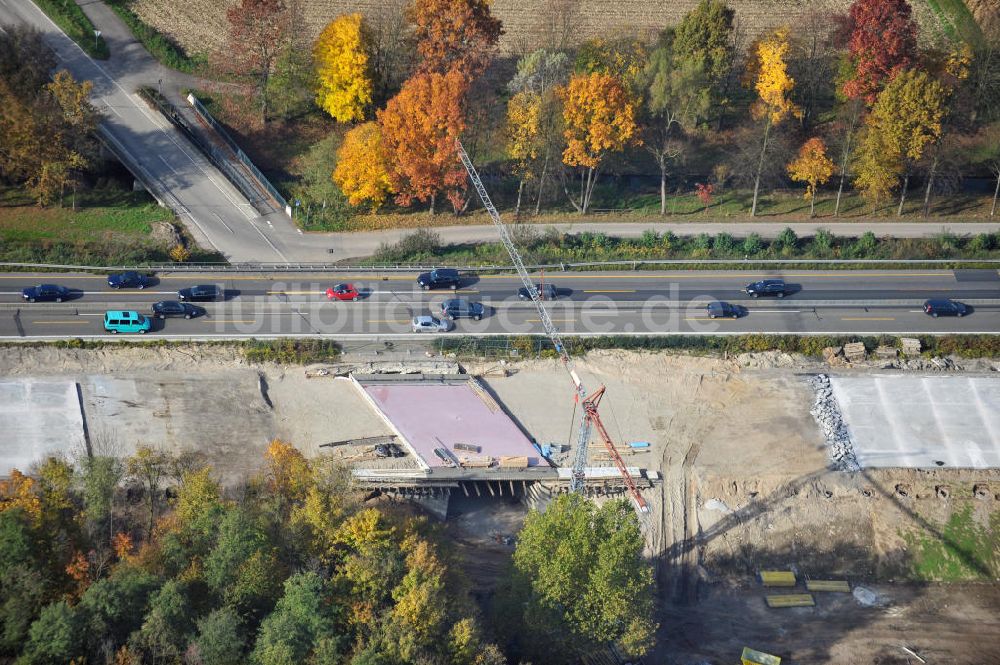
[33,0,109,59]
[104,0,204,73]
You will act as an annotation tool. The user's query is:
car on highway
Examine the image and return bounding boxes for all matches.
[108,271,151,289]
[923,299,968,317]
[416,268,462,290]
[326,283,359,301]
[411,315,454,333]
[744,278,787,298]
[440,298,485,320]
[103,310,151,334]
[151,301,204,319]
[21,284,70,303]
[706,301,740,319]
[178,285,222,301]
[517,283,558,300]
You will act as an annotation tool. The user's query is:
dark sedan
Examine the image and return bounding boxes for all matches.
[923,299,968,317]
[22,284,70,303]
[706,301,740,319]
[517,283,558,300]
[108,271,151,289]
[151,301,204,319]
[178,285,222,302]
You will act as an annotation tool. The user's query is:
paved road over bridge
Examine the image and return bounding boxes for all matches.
[2,269,997,339]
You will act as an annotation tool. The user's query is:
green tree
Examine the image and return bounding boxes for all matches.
[504,495,657,663]
[81,456,124,539]
[672,0,735,113]
[642,27,712,214]
[0,509,47,655]
[193,607,246,665]
[132,579,191,664]
[251,572,341,665]
[19,600,83,665]
[78,566,158,657]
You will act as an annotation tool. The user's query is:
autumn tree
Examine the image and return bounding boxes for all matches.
[642,27,713,215]
[267,0,314,121]
[216,0,289,123]
[410,0,502,77]
[842,0,918,104]
[501,495,657,663]
[333,122,393,211]
[313,14,373,123]
[378,69,469,214]
[749,26,801,217]
[126,446,168,538]
[367,0,411,103]
[507,49,569,215]
[853,68,946,215]
[788,137,835,216]
[559,72,638,214]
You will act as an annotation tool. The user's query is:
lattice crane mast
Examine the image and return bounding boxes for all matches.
[456,141,648,513]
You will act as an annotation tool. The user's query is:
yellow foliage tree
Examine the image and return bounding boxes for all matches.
[749,26,801,217]
[0,469,41,520]
[853,68,946,215]
[264,439,312,505]
[313,14,373,123]
[333,121,393,211]
[787,137,835,217]
[560,72,638,214]
[506,90,543,215]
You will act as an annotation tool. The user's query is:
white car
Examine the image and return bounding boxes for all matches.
[411,315,453,333]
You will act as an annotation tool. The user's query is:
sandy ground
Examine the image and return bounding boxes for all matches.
[2,345,998,663]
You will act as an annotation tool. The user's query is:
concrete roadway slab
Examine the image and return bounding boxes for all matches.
[0,380,86,475]
[830,376,1000,468]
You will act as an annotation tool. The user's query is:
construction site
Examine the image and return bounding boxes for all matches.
[2,342,999,663]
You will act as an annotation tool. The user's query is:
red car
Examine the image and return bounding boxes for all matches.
[326,283,359,301]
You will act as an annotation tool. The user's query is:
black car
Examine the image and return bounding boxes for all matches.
[22,284,69,303]
[151,301,204,319]
[178,285,222,302]
[923,299,968,317]
[706,301,740,319]
[416,268,461,290]
[517,283,558,300]
[440,298,485,320]
[108,271,150,289]
[744,279,787,298]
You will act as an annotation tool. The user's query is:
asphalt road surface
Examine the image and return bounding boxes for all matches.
[1,270,997,339]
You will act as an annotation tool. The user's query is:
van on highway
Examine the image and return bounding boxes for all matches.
[103,310,151,334]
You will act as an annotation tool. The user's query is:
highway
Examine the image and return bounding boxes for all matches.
[1,270,997,339]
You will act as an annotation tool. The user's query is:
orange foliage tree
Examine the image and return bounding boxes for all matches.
[264,439,312,506]
[333,121,393,211]
[0,469,41,520]
[378,69,469,214]
[787,137,835,217]
[409,0,502,77]
[560,72,638,214]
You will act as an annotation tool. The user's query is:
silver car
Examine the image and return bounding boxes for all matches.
[411,315,453,333]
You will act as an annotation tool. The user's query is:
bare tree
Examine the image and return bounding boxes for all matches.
[537,0,581,51]
[368,0,412,104]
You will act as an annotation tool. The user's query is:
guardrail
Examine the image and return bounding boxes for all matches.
[2,258,1000,274]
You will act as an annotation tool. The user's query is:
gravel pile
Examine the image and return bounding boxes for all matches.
[808,374,860,472]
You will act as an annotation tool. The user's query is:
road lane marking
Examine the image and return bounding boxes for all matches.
[583,289,636,293]
[212,212,234,234]
[526,318,576,322]
[31,320,88,324]
[266,290,324,295]
[684,317,736,321]
[748,310,802,313]
[367,319,412,323]
[201,319,259,324]
[158,155,177,174]
[841,317,896,321]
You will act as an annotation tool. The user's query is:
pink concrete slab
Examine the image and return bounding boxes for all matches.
[361,382,538,468]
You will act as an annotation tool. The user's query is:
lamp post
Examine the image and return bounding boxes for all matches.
[93,30,101,52]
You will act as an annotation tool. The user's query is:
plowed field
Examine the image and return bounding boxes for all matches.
[129,0,951,60]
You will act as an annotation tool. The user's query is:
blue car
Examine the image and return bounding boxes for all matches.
[108,271,151,289]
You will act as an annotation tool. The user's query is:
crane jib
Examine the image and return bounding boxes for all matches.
[455,141,647,514]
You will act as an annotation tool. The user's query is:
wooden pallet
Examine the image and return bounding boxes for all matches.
[806,579,851,593]
[765,594,815,608]
[759,570,797,587]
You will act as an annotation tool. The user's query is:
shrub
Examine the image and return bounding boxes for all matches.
[692,233,711,251]
[640,229,660,248]
[372,229,441,263]
[811,228,835,255]
[169,244,192,262]
[968,233,995,252]
[775,227,798,251]
[742,233,764,255]
[713,232,736,254]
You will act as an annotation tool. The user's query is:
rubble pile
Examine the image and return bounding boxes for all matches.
[808,374,860,472]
